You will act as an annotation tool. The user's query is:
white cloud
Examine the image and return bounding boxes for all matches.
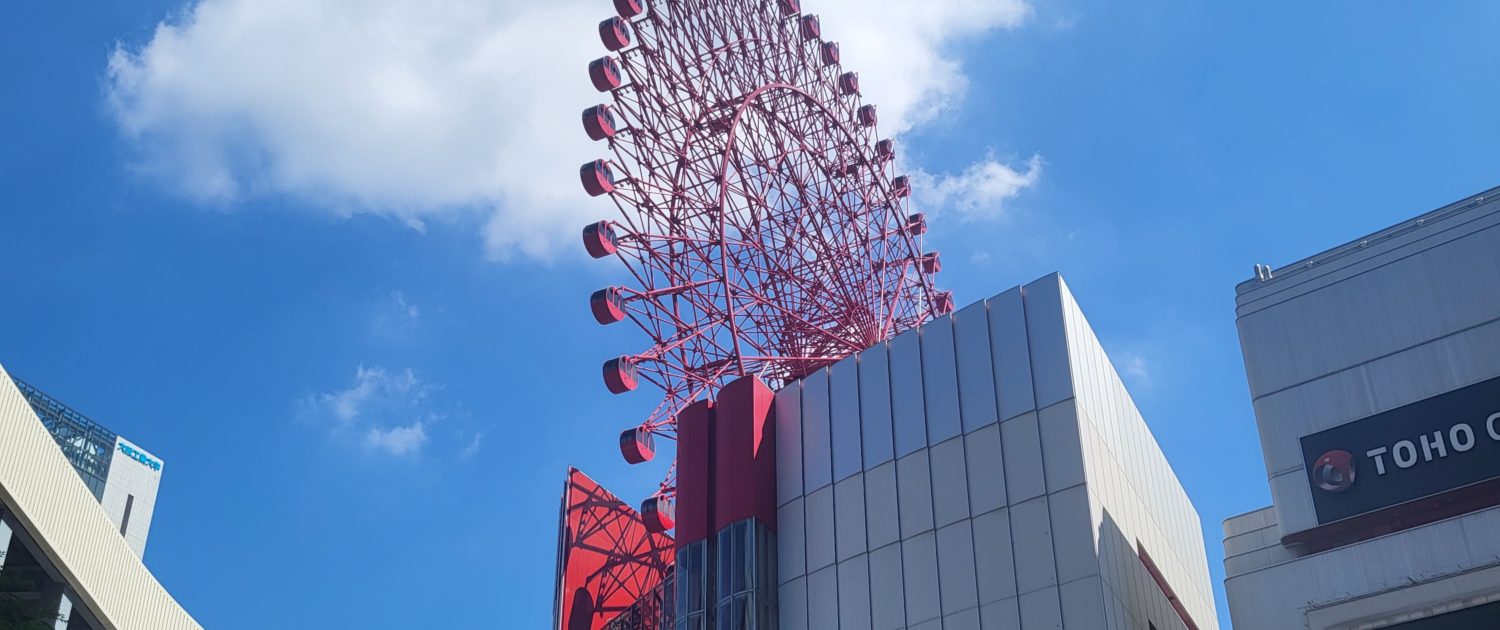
[303,366,435,457]
[912,154,1043,221]
[310,365,423,424]
[106,0,1035,258]
[363,422,429,457]
[814,0,1031,136]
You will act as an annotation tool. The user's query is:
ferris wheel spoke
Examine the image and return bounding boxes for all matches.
[575,0,951,494]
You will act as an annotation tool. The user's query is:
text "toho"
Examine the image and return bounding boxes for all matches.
[1364,411,1500,475]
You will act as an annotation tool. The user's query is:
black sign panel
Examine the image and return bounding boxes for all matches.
[1301,375,1500,524]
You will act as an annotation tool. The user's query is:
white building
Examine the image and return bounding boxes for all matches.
[0,363,199,630]
[1224,187,1500,628]
[14,379,165,559]
[774,273,1220,630]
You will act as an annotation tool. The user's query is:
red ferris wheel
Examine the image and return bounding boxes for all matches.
[579,0,952,528]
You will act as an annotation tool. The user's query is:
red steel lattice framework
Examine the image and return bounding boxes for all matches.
[554,468,675,630]
[579,0,951,524]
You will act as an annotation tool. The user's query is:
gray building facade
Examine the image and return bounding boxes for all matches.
[1224,187,1500,628]
[776,273,1219,630]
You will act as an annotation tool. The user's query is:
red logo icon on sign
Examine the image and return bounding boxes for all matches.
[1313,450,1357,493]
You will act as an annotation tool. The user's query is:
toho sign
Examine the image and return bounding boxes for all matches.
[1301,375,1500,524]
[118,442,162,472]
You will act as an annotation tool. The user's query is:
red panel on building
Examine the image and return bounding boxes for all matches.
[713,376,778,532]
[675,399,715,546]
[554,468,675,630]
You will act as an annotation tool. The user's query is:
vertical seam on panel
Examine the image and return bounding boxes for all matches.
[882,343,909,629]
[1020,283,1066,626]
[852,353,876,627]
[915,325,945,622]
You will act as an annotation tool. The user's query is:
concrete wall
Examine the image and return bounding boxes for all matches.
[0,362,200,630]
[776,273,1218,630]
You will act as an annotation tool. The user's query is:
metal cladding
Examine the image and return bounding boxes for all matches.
[582,104,617,141]
[588,56,622,92]
[599,17,633,51]
[711,376,777,532]
[553,468,673,630]
[590,287,627,325]
[582,221,619,258]
[674,400,715,546]
[579,159,615,196]
[620,426,657,464]
[602,357,639,394]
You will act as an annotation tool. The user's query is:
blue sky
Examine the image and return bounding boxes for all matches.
[3,1,1500,628]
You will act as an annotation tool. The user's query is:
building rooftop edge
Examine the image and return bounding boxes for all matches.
[1235,184,1500,297]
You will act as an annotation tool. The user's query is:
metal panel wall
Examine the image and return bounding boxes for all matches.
[1022,274,1074,409]
[802,369,833,494]
[929,437,970,528]
[972,508,1017,606]
[1001,412,1046,504]
[778,576,809,630]
[937,520,980,615]
[804,485,836,572]
[859,343,895,468]
[954,300,1000,433]
[989,287,1037,422]
[1018,586,1063,629]
[890,328,928,457]
[865,461,901,550]
[830,355,863,482]
[834,475,867,563]
[777,498,806,585]
[902,531,942,625]
[921,315,963,444]
[808,565,840,629]
[769,274,1222,630]
[897,450,935,539]
[981,598,1021,630]
[869,542,907,630]
[838,554,873,630]
[1009,496,1057,595]
[965,424,1007,515]
[775,381,804,507]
